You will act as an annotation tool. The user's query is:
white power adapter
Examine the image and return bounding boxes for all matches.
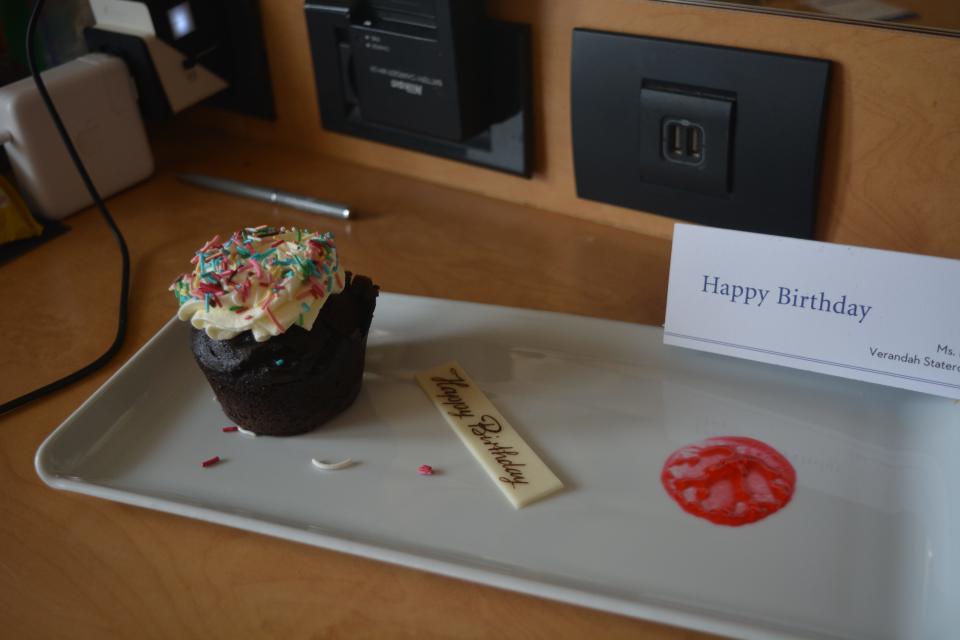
[0,53,154,220]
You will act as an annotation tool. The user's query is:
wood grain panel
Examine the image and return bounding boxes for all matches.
[179,0,960,260]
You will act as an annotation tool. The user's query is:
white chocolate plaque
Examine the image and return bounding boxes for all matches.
[416,362,564,509]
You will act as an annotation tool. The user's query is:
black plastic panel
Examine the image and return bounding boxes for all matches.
[86,0,275,120]
[571,29,831,239]
[203,0,275,120]
[305,1,531,177]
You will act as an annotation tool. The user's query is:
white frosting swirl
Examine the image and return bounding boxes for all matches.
[170,226,344,342]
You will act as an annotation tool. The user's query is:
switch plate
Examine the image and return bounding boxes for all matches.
[571,30,831,238]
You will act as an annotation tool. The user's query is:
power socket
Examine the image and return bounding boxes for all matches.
[86,0,274,120]
[571,30,831,239]
[637,83,734,196]
[662,120,704,166]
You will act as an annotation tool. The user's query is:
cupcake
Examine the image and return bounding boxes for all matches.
[170,226,378,435]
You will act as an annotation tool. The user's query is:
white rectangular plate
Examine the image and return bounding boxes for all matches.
[37,294,960,640]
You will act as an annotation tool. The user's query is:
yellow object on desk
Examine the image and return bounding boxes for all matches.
[0,175,42,244]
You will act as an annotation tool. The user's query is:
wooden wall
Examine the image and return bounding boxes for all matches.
[182,0,960,259]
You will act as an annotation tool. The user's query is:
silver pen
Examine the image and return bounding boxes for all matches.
[178,173,351,220]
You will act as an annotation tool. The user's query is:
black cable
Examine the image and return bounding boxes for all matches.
[0,0,130,416]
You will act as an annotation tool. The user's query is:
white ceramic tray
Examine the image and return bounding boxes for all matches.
[37,294,959,640]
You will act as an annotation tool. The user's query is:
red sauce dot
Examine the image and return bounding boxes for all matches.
[661,436,796,526]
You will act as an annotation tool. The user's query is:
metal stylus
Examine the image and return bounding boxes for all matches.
[178,173,351,220]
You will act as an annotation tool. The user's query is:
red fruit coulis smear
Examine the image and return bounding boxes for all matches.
[661,436,796,526]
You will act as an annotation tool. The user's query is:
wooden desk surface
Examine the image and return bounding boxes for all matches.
[0,133,716,639]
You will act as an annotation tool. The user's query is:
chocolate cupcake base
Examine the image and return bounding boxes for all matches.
[191,273,379,436]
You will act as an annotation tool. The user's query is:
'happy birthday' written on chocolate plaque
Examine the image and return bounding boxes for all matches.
[416,361,564,509]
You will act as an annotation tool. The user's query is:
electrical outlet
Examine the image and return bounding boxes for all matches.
[637,84,734,196]
[571,30,831,239]
[85,0,274,120]
[662,120,704,166]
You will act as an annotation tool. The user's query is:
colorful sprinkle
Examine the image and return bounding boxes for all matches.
[202,456,222,468]
[417,465,434,476]
[169,228,344,341]
[265,306,284,332]
[275,359,285,366]
[251,248,277,262]
[259,291,276,309]
[222,426,239,432]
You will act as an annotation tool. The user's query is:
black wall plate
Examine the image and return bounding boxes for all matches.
[571,29,831,239]
[305,1,532,177]
[202,0,276,120]
[86,0,275,120]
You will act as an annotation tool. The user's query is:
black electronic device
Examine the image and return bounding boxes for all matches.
[305,0,531,176]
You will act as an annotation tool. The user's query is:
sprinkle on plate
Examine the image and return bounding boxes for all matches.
[311,458,353,471]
